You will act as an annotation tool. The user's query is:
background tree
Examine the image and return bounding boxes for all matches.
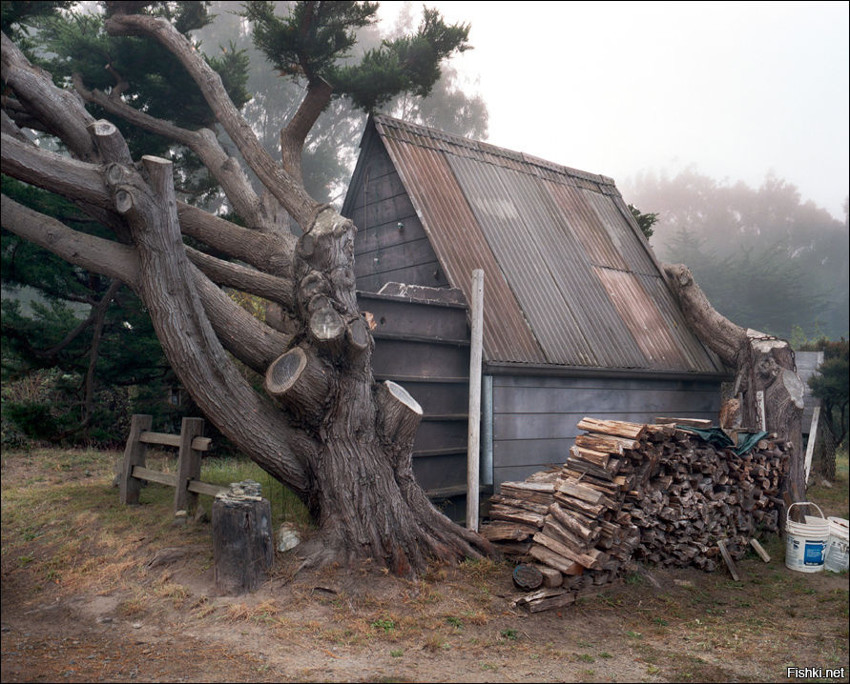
[1,0,491,576]
[626,168,849,341]
[628,204,658,241]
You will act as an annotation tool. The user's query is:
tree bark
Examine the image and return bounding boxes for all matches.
[663,264,806,502]
[1,22,493,579]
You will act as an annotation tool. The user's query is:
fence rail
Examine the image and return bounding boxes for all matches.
[119,414,226,515]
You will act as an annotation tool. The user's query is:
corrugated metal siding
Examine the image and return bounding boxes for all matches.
[368,114,722,375]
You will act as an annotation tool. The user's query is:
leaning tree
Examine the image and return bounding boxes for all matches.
[664,264,807,504]
[1,1,492,576]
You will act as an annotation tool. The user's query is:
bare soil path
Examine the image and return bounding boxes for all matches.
[2,449,848,683]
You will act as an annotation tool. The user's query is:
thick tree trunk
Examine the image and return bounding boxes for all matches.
[663,264,806,502]
[1,22,492,579]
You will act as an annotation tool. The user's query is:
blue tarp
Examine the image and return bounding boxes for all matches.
[675,425,770,456]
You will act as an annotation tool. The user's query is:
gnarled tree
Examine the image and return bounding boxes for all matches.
[1,1,491,576]
[663,263,806,504]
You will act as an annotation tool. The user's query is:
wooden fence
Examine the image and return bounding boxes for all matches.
[119,414,227,515]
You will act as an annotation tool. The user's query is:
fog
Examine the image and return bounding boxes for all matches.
[379,1,849,222]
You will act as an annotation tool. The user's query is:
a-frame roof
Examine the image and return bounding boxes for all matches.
[344,114,724,376]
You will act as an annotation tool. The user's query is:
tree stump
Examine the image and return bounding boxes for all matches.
[211,481,274,595]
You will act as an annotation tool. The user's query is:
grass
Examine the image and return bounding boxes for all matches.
[1,444,848,683]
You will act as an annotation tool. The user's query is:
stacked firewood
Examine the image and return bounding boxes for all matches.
[481,417,790,612]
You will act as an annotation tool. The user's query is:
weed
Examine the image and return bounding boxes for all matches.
[445,616,463,629]
[599,652,613,659]
[370,618,396,633]
[651,617,668,626]
[626,630,643,639]
[500,628,518,640]
[578,653,595,663]
[390,649,403,658]
[647,664,661,675]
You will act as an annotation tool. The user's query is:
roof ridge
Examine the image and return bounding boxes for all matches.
[371,113,617,187]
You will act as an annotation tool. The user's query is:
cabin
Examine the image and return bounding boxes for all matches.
[343,115,729,516]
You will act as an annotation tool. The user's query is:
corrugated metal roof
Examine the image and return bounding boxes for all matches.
[367,114,723,375]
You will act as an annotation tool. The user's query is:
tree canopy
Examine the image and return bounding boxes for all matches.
[626,168,849,341]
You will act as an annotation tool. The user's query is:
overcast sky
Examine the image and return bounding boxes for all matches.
[378,1,849,221]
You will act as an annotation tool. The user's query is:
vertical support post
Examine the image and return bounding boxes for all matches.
[467,269,484,531]
[482,374,494,487]
[120,414,152,505]
[175,417,205,515]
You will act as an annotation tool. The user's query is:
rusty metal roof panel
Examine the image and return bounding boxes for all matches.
[379,132,545,364]
[367,114,720,374]
[635,273,725,373]
[447,154,599,367]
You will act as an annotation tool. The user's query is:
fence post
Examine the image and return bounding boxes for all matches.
[175,417,205,515]
[120,414,152,505]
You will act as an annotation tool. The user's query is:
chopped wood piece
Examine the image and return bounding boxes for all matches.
[717,539,741,581]
[576,418,647,440]
[749,538,771,562]
[485,415,788,613]
[655,417,713,428]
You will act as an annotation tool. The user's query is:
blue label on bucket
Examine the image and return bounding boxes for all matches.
[804,541,825,565]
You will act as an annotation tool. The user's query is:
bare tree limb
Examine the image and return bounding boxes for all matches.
[1,195,141,288]
[186,246,296,310]
[280,78,333,184]
[189,263,294,373]
[1,31,98,161]
[72,73,276,231]
[104,13,319,229]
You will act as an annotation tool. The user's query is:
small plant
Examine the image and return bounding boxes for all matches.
[446,616,463,629]
[652,617,668,626]
[626,630,643,639]
[599,652,613,659]
[370,618,396,633]
[500,628,518,640]
[578,653,595,663]
[390,649,403,658]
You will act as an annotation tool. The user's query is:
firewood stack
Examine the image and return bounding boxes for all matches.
[481,417,790,612]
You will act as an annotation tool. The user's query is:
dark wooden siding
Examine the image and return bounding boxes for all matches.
[346,137,448,293]
[357,291,470,497]
[490,375,723,487]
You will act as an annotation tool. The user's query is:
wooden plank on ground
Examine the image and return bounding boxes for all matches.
[749,538,771,563]
[717,539,741,581]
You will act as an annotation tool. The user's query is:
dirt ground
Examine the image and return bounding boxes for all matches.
[1,449,848,683]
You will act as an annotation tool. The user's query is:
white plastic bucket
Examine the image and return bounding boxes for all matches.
[785,502,829,573]
[824,516,849,573]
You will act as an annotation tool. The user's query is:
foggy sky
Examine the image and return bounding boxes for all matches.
[379,1,849,221]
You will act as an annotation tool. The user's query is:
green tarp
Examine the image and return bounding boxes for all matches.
[675,425,770,456]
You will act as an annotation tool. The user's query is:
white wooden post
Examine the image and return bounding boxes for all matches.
[467,269,484,531]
